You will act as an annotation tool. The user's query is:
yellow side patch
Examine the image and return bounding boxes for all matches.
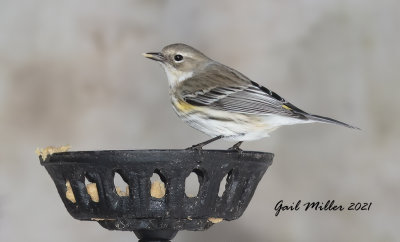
[175,100,196,112]
[282,105,292,110]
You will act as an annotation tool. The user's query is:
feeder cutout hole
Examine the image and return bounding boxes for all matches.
[85,176,99,202]
[218,170,232,197]
[150,170,166,199]
[185,170,202,197]
[113,171,129,197]
[65,180,76,203]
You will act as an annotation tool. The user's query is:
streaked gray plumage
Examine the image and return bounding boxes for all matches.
[144,43,359,150]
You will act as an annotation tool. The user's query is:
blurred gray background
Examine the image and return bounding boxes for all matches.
[1,0,399,241]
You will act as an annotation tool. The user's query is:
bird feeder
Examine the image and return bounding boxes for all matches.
[39,149,273,241]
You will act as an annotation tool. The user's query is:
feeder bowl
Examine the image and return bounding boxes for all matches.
[40,149,273,241]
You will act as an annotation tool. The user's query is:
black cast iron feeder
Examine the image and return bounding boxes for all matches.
[39,149,273,241]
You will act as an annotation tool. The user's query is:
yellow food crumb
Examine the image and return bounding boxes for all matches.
[150,181,166,198]
[86,183,99,202]
[35,145,71,160]
[116,186,129,197]
[65,180,76,203]
[91,218,116,221]
[208,217,223,224]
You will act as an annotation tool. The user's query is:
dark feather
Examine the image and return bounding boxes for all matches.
[177,63,309,120]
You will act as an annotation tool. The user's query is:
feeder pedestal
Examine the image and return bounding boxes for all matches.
[40,149,273,241]
[134,230,177,242]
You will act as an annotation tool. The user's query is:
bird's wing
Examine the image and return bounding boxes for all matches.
[178,67,310,120]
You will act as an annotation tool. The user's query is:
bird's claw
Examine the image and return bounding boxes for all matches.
[228,141,243,153]
[186,145,203,151]
[228,146,243,153]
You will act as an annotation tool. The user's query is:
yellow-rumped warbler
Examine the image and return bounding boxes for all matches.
[143,43,359,151]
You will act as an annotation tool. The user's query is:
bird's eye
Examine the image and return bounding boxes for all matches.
[174,54,183,62]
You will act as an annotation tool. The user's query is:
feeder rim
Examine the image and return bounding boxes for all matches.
[39,149,274,165]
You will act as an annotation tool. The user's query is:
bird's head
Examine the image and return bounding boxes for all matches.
[143,43,211,88]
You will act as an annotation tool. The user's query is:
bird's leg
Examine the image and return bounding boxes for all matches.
[228,141,243,152]
[187,135,223,150]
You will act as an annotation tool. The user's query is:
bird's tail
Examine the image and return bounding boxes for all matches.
[305,114,360,130]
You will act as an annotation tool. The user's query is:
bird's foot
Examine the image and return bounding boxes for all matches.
[185,135,223,151]
[186,144,203,151]
[228,146,243,153]
[228,141,243,153]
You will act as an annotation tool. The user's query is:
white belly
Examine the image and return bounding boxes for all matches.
[175,107,311,141]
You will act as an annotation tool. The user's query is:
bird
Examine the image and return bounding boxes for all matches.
[143,43,359,151]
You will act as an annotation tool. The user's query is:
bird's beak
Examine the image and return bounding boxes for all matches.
[142,52,165,62]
